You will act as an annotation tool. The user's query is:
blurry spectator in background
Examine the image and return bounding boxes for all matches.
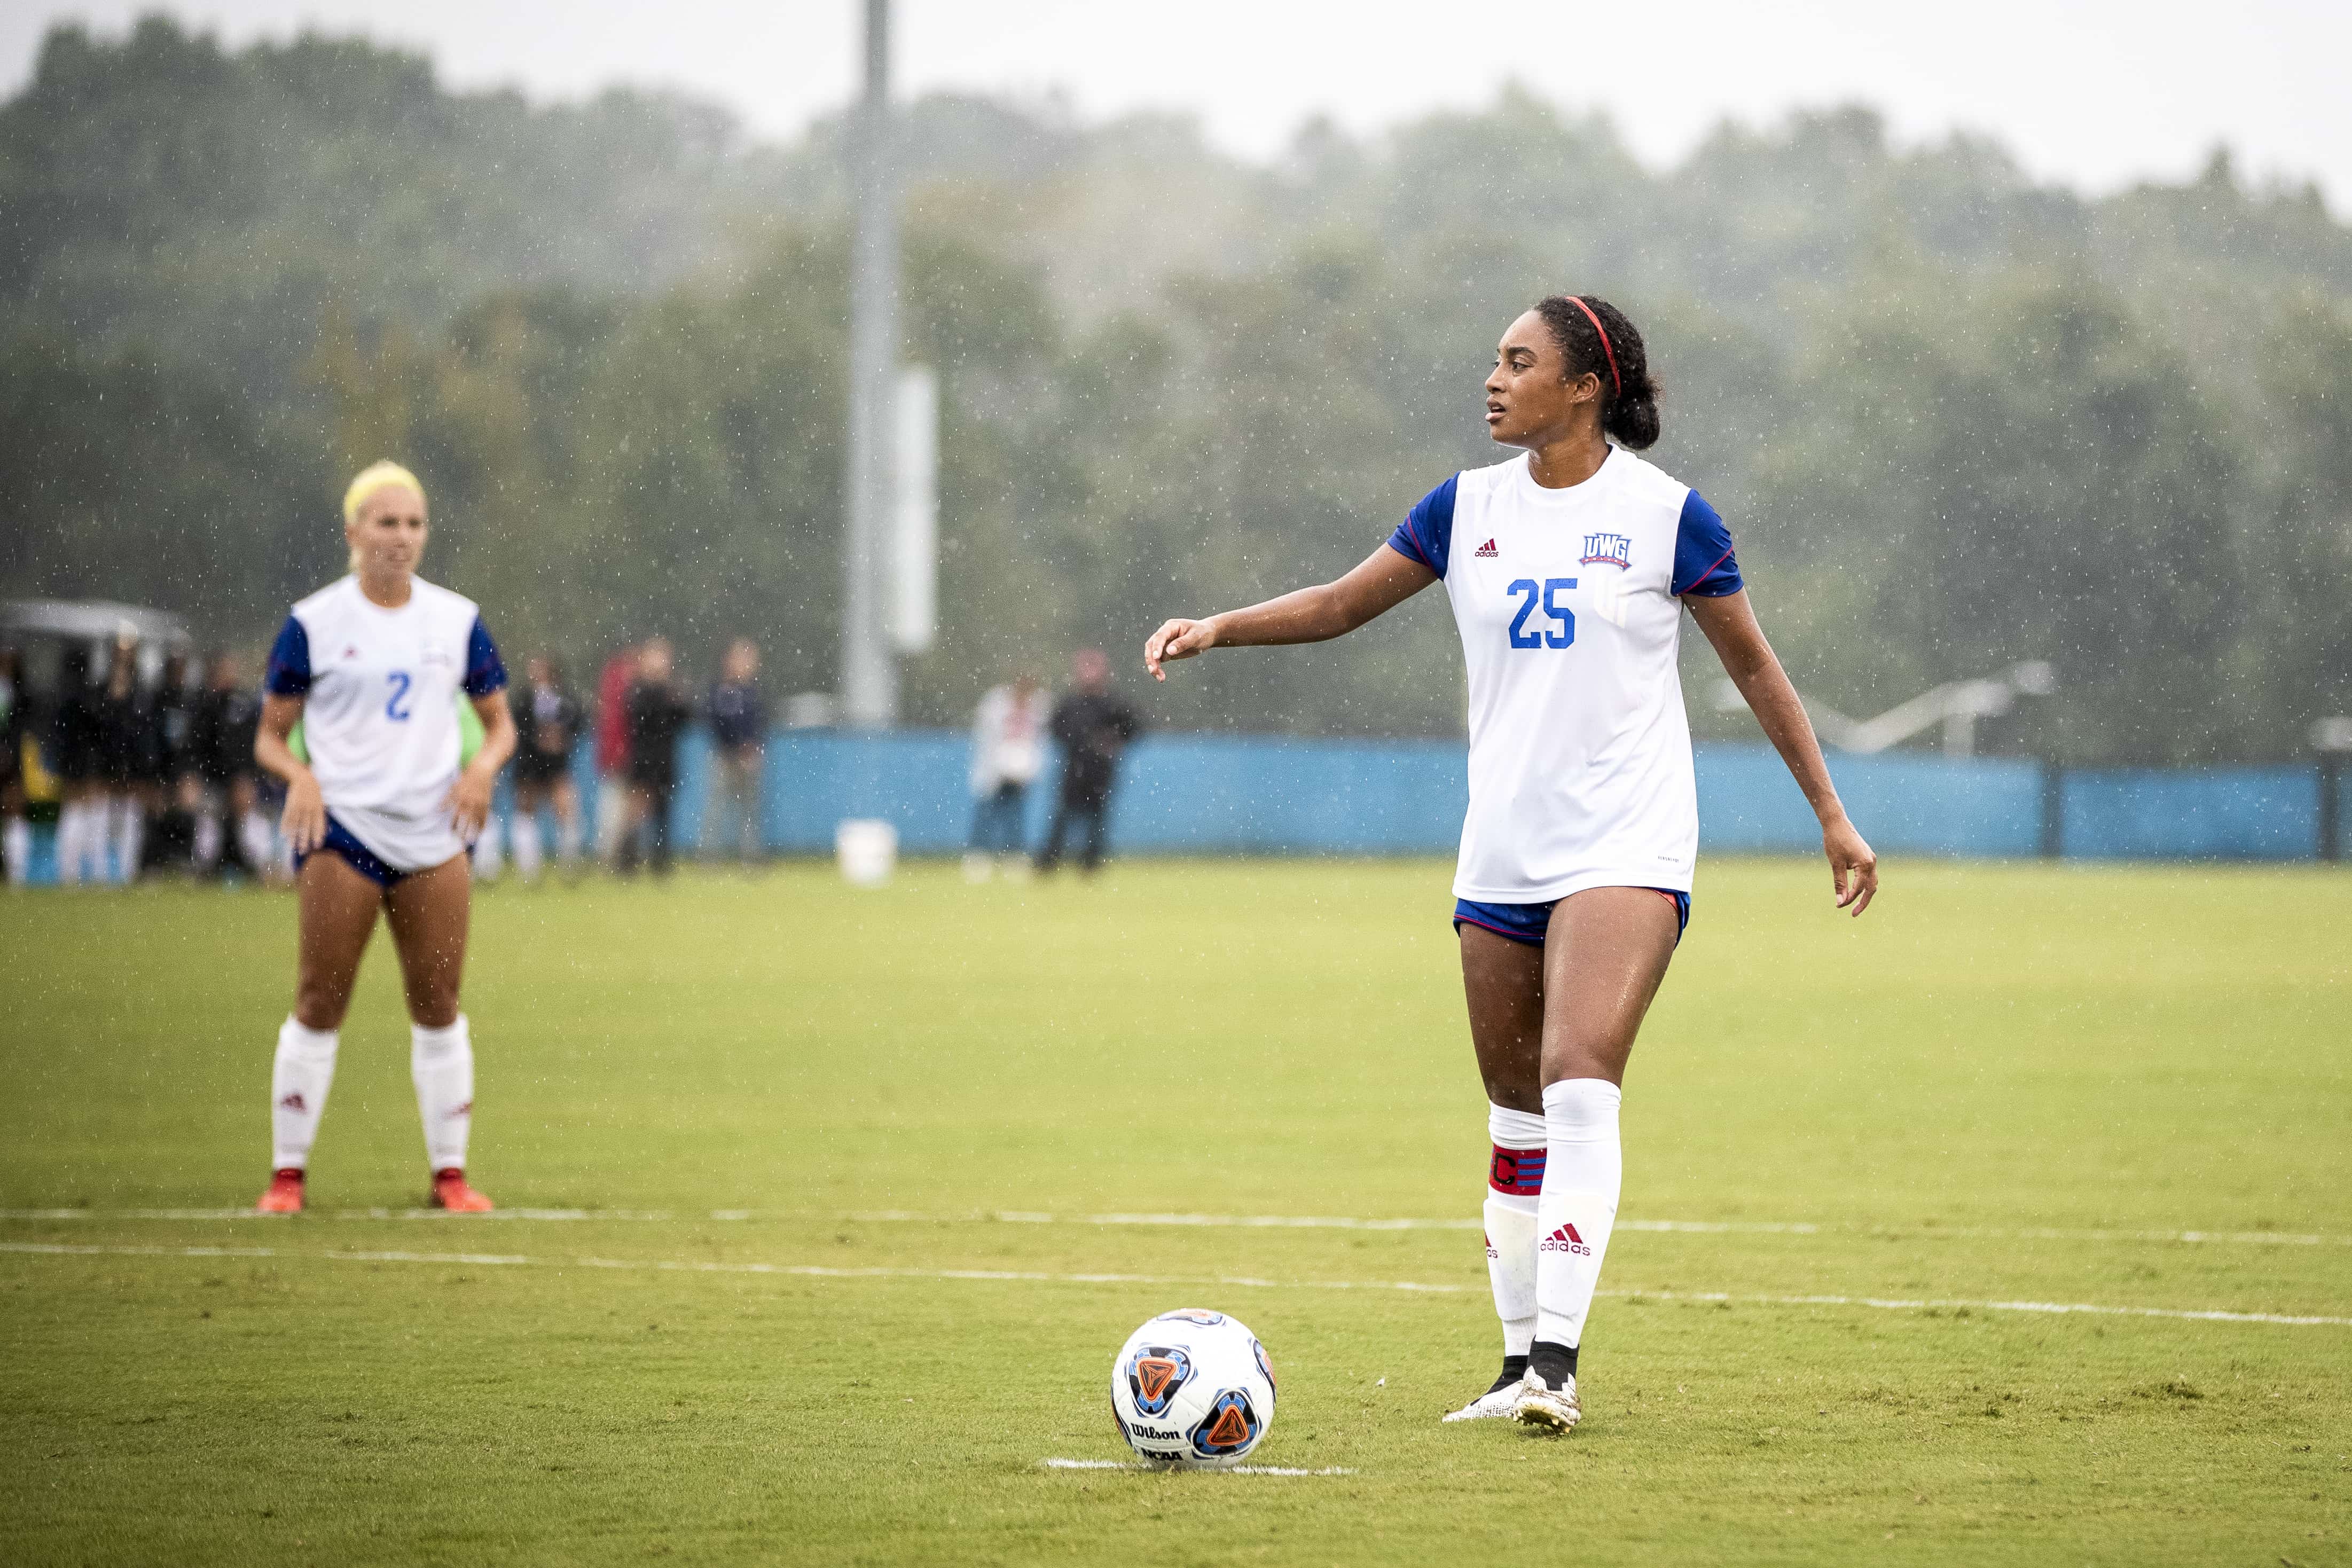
[1036,648,1141,876]
[507,655,584,883]
[593,640,639,867]
[965,671,1047,881]
[51,645,101,884]
[94,630,156,882]
[618,637,691,877]
[703,638,767,864]
[149,648,200,873]
[0,646,26,887]
[190,650,269,881]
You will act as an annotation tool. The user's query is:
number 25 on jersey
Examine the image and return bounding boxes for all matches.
[1506,578,1577,650]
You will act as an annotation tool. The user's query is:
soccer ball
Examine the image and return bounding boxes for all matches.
[1109,1308,1276,1469]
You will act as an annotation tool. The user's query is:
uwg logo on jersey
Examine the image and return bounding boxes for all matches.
[1539,1221,1591,1257]
[1579,532,1633,569]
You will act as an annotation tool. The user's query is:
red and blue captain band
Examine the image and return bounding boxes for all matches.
[1454,889,1690,948]
[1489,1142,1547,1197]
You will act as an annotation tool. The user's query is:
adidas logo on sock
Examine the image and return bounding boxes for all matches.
[1538,1221,1591,1257]
[1473,538,1499,558]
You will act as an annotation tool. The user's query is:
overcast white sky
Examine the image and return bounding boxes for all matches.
[8,1,2349,208]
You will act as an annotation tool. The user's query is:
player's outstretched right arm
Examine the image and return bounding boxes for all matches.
[1145,544,1436,681]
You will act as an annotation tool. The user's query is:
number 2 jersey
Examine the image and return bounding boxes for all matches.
[1386,447,1742,903]
[265,575,508,872]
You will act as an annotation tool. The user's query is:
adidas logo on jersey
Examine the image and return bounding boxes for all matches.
[1539,1221,1591,1256]
[1473,538,1499,558]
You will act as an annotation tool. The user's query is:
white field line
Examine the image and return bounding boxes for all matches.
[5,1240,2347,1329]
[1042,1459,1355,1476]
[1,1206,2342,1249]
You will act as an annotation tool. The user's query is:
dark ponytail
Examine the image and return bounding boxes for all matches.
[1533,294,1660,450]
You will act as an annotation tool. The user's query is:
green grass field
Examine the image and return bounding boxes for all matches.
[4,857,2349,1565]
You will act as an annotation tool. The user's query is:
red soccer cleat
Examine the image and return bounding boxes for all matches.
[429,1169,494,1213]
[255,1168,305,1214]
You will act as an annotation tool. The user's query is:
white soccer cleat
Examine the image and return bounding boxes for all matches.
[1441,1377,1526,1423]
[1513,1369,1581,1433]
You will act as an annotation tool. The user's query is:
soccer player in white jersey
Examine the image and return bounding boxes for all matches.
[1146,296,1878,1432]
[251,461,518,1214]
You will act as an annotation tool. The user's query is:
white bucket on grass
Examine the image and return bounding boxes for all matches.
[835,819,898,887]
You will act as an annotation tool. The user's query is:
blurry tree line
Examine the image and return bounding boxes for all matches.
[4,15,2349,763]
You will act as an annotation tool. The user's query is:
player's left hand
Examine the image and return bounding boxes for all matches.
[1824,815,1878,916]
[446,763,497,841]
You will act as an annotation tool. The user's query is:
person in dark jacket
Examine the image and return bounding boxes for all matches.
[190,650,269,880]
[702,638,766,864]
[91,631,158,882]
[618,638,692,877]
[508,654,584,882]
[146,649,201,873]
[1036,648,1142,875]
[0,646,26,887]
[51,644,105,883]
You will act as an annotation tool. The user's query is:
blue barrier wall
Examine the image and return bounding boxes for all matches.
[11,733,2344,883]
[2061,766,2319,861]
[553,731,2330,864]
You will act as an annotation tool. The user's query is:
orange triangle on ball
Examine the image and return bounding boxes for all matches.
[1134,1358,1180,1403]
[1204,1404,1251,1446]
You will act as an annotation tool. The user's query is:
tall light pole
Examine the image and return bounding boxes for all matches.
[840,0,898,727]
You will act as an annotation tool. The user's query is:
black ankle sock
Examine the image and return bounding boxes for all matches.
[1528,1339,1579,1384]
[1486,1353,1531,1394]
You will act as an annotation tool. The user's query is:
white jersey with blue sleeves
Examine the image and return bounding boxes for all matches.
[1387,447,1741,902]
[265,575,507,873]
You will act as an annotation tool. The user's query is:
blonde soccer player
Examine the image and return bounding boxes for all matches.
[1146,295,1877,1432]
[252,462,517,1214]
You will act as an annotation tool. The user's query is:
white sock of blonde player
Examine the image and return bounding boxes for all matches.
[1484,1102,1546,1359]
[472,815,503,882]
[509,807,544,882]
[271,1017,340,1170]
[1532,1078,1624,1374]
[108,796,142,882]
[4,815,30,886]
[411,1016,474,1172]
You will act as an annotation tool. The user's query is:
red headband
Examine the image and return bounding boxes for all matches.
[1564,295,1621,399]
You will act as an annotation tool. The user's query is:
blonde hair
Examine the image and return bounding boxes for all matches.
[342,460,426,573]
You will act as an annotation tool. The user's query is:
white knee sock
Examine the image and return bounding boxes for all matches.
[555,811,582,868]
[1534,1078,1623,1353]
[411,1016,474,1172]
[110,797,142,882]
[271,1017,340,1170]
[510,810,543,882]
[1484,1103,1545,1357]
[193,809,222,869]
[238,809,274,874]
[3,816,28,886]
[55,802,87,884]
[473,816,503,881]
